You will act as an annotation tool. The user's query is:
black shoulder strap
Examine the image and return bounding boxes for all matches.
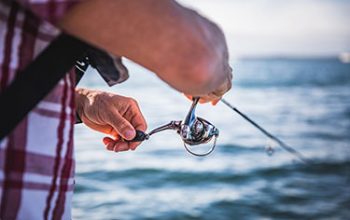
[0,33,90,140]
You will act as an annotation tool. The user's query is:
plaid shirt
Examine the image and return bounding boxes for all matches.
[0,0,80,219]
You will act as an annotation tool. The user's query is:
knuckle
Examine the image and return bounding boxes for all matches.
[226,80,232,91]
[129,98,138,108]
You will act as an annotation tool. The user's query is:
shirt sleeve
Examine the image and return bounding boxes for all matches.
[15,0,82,25]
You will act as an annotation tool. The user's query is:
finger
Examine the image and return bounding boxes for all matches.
[103,110,136,140]
[184,94,193,101]
[211,98,221,106]
[104,136,122,151]
[125,104,148,132]
[106,142,115,151]
[129,141,141,151]
[103,136,120,145]
[81,117,117,136]
[103,137,113,145]
[109,129,120,138]
[113,141,130,152]
[82,117,121,138]
[199,96,214,104]
[199,98,209,104]
[103,133,140,151]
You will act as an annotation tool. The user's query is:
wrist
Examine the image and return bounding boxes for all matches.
[75,87,87,123]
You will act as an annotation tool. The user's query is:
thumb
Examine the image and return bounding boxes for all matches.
[105,112,136,140]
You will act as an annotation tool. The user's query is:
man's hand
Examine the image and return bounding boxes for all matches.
[75,88,147,152]
[185,66,232,105]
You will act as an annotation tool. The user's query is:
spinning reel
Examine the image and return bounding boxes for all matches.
[128,97,219,156]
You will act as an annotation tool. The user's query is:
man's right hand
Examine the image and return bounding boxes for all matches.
[75,88,147,152]
[60,0,233,99]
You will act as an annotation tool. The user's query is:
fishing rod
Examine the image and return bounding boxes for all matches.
[128,97,310,164]
[221,98,311,164]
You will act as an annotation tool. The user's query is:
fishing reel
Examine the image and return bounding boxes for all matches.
[128,97,219,156]
[127,97,310,163]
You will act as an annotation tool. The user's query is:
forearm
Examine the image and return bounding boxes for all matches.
[59,0,230,95]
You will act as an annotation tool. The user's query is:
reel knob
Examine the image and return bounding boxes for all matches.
[180,117,219,156]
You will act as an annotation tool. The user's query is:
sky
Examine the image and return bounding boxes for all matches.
[177,0,350,58]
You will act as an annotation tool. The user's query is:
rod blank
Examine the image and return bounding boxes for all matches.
[221,98,311,164]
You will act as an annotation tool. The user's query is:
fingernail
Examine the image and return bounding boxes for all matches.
[124,130,135,140]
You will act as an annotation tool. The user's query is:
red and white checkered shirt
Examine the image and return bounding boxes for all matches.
[0,0,80,219]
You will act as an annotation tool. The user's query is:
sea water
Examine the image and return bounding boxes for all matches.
[73,58,350,219]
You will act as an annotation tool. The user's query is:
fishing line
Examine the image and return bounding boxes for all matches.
[221,98,311,164]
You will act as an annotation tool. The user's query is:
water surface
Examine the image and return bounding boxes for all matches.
[73,58,350,219]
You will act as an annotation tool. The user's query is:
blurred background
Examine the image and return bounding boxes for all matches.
[73,0,350,219]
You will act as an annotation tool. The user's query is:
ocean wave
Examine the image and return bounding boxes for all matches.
[75,160,350,192]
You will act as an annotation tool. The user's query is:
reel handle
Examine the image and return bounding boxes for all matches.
[127,130,149,142]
